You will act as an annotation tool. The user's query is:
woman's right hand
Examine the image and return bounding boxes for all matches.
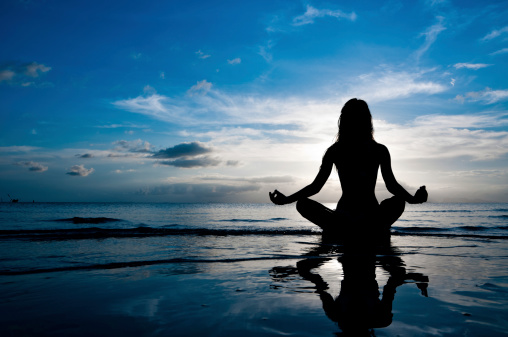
[269,190,289,205]
[412,186,428,204]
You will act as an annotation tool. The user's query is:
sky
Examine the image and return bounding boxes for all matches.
[1,0,508,203]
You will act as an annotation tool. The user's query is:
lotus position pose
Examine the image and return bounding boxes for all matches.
[269,98,427,235]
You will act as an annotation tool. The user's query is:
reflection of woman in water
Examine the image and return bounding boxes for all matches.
[269,98,427,234]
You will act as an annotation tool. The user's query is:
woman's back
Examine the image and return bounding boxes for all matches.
[329,140,384,211]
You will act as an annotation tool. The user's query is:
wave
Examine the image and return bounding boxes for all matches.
[1,225,507,241]
[0,255,305,276]
[489,215,508,219]
[219,217,288,223]
[0,226,317,240]
[416,210,473,213]
[51,217,122,224]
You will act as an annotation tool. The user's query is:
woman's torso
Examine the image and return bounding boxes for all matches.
[331,140,382,212]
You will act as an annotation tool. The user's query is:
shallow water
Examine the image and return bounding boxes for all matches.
[1,203,507,336]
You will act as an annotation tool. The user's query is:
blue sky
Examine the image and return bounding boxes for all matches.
[1,0,507,202]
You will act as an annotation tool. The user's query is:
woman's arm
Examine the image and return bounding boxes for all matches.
[379,144,427,204]
[269,147,334,205]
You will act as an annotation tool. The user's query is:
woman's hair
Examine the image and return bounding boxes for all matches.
[335,98,374,143]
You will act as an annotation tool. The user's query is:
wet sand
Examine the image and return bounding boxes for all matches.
[1,234,507,336]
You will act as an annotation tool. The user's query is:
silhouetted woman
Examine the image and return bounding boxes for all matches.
[269,98,427,235]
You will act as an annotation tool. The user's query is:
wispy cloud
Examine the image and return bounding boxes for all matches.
[66,164,94,177]
[414,16,446,61]
[157,156,222,168]
[112,139,153,153]
[349,69,448,102]
[113,93,186,122]
[292,5,357,26]
[15,161,48,172]
[453,63,492,70]
[227,58,241,65]
[0,146,40,153]
[0,61,51,87]
[490,47,508,56]
[187,79,212,96]
[195,50,211,59]
[482,25,508,41]
[455,87,508,104]
[136,182,260,198]
[376,113,508,161]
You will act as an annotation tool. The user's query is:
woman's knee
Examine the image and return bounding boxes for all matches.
[296,198,311,215]
[381,196,406,213]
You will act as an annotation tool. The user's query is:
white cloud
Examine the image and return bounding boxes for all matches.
[453,63,492,70]
[113,94,186,122]
[0,146,40,153]
[258,41,274,63]
[482,26,508,41]
[227,58,241,65]
[490,48,508,56]
[160,72,165,79]
[187,79,212,96]
[195,50,211,59]
[292,5,357,26]
[414,16,446,61]
[348,70,448,102]
[66,164,94,177]
[455,88,508,104]
[375,114,508,161]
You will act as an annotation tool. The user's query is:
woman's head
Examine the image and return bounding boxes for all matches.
[336,98,374,143]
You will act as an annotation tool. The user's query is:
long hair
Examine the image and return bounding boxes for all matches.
[335,98,374,143]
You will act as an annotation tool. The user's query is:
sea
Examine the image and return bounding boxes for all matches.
[1,202,508,336]
[0,202,507,275]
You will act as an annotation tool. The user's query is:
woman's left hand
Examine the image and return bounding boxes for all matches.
[269,190,289,205]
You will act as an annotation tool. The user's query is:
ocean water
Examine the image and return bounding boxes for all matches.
[1,202,508,336]
[0,202,507,275]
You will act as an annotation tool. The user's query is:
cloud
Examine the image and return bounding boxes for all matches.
[160,71,165,79]
[258,42,274,63]
[0,146,40,153]
[453,63,492,70]
[482,26,508,41]
[375,113,508,161]
[292,5,357,26]
[113,169,136,174]
[76,153,94,158]
[113,94,186,123]
[15,161,48,172]
[113,139,153,153]
[96,123,149,129]
[227,58,241,65]
[187,80,212,96]
[66,164,94,177]
[195,50,211,59]
[197,174,295,184]
[136,182,260,198]
[414,17,446,61]
[490,48,508,56]
[152,142,212,159]
[455,88,508,104]
[0,62,51,86]
[349,69,448,102]
[157,156,222,168]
